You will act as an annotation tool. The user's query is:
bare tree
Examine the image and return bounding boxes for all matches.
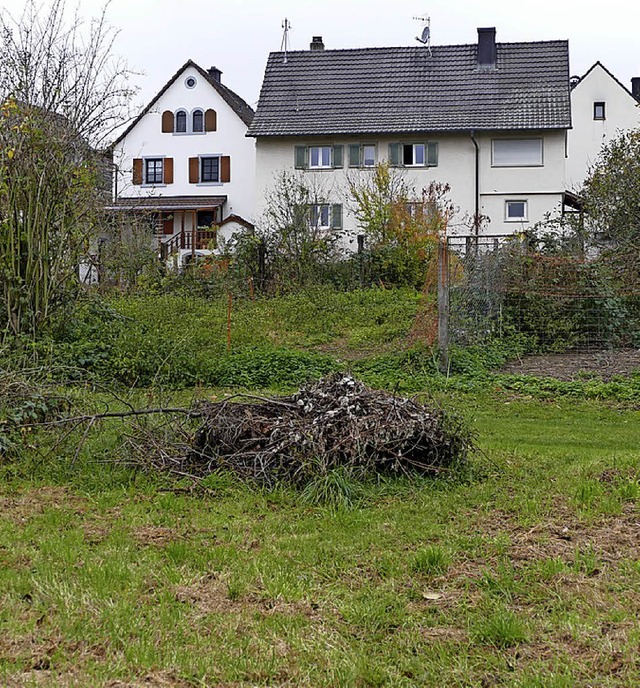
[0,0,137,337]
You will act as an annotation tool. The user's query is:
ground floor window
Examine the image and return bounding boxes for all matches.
[309,203,342,230]
[197,209,218,228]
[505,200,528,221]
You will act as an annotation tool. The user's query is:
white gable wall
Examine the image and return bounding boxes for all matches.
[113,64,256,222]
[566,64,640,190]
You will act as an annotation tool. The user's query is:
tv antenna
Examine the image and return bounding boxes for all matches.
[414,14,431,56]
[281,18,292,63]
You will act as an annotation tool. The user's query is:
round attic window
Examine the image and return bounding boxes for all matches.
[185,76,197,89]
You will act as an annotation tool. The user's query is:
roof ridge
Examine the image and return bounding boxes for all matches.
[268,38,569,56]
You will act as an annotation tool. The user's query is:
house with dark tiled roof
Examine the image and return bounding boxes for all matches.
[110,60,256,262]
[248,28,573,244]
[566,62,640,190]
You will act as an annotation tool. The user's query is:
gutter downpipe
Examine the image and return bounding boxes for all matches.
[470,131,480,246]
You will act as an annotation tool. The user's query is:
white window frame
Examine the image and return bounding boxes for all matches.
[403,143,426,167]
[362,144,376,167]
[309,146,332,169]
[310,203,331,229]
[492,138,543,167]
[505,200,528,222]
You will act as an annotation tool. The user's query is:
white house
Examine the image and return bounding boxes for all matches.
[110,60,256,262]
[565,62,640,190]
[247,29,574,246]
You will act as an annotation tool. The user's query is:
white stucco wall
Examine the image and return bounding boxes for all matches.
[566,64,640,190]
[254,130,566,246]
[113,64,256,222]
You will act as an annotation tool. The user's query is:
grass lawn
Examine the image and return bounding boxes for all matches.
[1,395,638,687]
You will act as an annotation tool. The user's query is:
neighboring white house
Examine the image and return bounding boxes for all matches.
[247,29,574,246]
[109,60,256,262]
[565,62,640,190]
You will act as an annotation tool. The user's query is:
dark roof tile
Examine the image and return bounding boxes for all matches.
[248,41,571,136]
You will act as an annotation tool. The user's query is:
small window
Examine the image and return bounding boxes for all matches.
[363,144,376,167]
[309,204,344,229]
[145,158,163,185]
[492,139,543,167]
[185,76,197,89]
[175,110,187,133]
[310,204,331,229]
[192,110,204,133]
[348,144,376,167]
[200,156,220,183]
[505,200,528,222]
[403,143,425,166]
[593,102,606,120]
[391,142,437,167]
[309,146,332,168]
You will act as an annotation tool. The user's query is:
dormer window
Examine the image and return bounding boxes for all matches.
[192,109,204,133]
[594,102,606,120]
[175,110,187,133]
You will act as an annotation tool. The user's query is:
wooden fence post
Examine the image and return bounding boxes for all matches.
[438,238,450,372]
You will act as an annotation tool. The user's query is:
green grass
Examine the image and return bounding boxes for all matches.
[1,396,639,686]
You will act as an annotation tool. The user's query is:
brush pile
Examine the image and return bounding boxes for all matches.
[188,374,473,485]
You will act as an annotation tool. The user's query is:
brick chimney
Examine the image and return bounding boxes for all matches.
[310,36,325,51]
[208,66,222,83]
[477,27,496,70]
[631,77,640,101]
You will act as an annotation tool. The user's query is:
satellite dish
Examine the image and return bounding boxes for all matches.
[417,26,430,45]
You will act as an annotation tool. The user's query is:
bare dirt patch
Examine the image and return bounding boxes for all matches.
[130,526,183,547]
[0,486,87,523]
[172,573,316,619]
[500,349,640,381]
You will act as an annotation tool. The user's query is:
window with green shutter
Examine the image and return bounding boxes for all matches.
[427,142,438,166]
[332,145,343,168]
[388,143,401,166]
[348,144,361,167]
[331,204,342,229]
[295,145,308,169]
[390,142,439,167]
[308,203,343,230]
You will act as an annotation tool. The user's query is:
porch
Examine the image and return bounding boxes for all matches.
[106,195,227,261]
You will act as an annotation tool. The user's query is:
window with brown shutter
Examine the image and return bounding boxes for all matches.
[189,157,199,184]
[221,156,230,183]
[163,158,174,184]
[205,109,217,132]
[132,158,143,185]
[161,110,174,133]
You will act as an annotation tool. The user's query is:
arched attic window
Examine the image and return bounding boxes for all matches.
[175,110,187,133]
[192,109,204,133]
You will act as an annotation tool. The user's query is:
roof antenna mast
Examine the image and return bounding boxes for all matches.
[414,14,432,56]
[281,18,292,63]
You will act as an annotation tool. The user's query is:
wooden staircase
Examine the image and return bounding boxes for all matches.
[160,229,217,261]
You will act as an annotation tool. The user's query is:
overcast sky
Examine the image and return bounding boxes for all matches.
[3,0,640,111]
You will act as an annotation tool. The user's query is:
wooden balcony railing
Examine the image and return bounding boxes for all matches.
[160,229,217,260]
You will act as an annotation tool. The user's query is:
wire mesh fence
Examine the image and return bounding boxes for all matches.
[443,234,640,354]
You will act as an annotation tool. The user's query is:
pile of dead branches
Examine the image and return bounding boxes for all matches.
[187,374,473,485]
